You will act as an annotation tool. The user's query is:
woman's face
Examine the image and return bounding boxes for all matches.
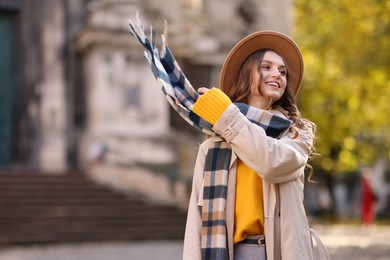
[249,51,287,107]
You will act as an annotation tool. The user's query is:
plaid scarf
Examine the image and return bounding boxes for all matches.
[128,14,291,259]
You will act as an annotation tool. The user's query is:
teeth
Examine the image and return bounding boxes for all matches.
[268,82,279,88]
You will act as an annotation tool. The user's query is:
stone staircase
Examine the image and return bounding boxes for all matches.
[0,172,187,245]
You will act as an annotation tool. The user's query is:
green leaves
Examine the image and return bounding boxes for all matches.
[295,0,390,173]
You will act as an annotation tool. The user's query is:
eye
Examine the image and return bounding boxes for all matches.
[279,69,287,76]
[261,65,271,70]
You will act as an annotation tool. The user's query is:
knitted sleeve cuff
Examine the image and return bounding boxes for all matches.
[193,88,232,125]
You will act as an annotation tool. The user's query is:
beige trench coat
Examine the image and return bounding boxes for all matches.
[183,105,326,260]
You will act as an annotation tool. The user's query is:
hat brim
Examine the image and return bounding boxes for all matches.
[219,30,304,97]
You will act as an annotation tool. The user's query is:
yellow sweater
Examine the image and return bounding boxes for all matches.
[193,88,265,244]
[234,159,264,243]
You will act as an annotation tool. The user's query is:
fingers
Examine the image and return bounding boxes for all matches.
[197,87,211,94]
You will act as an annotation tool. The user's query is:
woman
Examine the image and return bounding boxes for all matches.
[183,31,329,260]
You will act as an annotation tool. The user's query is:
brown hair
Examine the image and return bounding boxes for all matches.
[221,49,310,131]
[222,49,318,181]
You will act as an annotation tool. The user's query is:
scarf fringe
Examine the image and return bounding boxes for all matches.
[128,12,216,136]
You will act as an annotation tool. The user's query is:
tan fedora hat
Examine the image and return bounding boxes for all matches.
[220,30,304,97]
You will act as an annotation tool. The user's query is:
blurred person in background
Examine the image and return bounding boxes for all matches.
[361,167,377,226]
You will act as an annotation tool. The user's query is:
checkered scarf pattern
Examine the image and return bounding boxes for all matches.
[199,107,290,259]
[128,14,291,259]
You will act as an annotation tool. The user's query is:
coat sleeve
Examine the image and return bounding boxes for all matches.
[213,104,314,184]
[183,141,208,260]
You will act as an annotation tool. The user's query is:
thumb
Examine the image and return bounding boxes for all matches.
[197,87,211,94]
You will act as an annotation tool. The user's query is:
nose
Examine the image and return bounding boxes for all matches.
[270,68,281,78]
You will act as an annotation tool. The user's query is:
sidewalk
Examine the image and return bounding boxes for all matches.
[315,224,390,260]
[0,224,389,260]
[0,240,183,260]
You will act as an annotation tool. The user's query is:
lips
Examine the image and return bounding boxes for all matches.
[266,81,280,88]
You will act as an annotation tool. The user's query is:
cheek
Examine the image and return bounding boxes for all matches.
[281,78,288,89]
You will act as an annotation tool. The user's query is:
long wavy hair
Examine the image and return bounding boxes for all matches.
[221,49,318,180]
[221,49,311,131]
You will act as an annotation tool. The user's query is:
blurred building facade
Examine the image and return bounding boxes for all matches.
[0,0,294,208]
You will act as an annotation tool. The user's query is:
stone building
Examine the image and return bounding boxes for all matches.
[0,0,294,208]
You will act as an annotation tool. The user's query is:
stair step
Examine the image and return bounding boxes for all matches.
[0,228,185,245]
[1,217,186,233]
[0,197,146,207]
[0,205,182,217]
[0,172,187,245]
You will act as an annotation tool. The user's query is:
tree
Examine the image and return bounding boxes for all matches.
[294,0,389,174]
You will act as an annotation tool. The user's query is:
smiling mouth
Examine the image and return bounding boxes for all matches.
[266,82,280,88]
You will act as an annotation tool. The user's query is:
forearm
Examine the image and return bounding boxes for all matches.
[213,105,313,183]
[192,88,313,183]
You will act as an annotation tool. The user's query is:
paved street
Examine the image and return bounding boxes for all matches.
[0,241,183,260]
[314,224,390,260]
[0,224,389,260]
